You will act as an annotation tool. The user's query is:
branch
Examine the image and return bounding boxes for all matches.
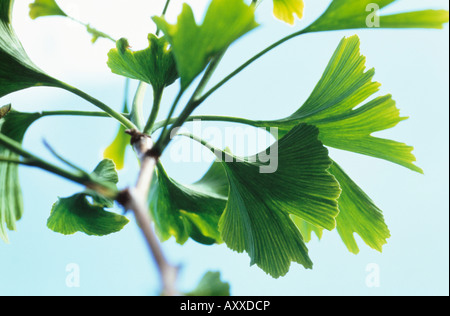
[117,129,179,296]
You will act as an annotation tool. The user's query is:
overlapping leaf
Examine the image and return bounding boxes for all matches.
[149,162,227,245]
[329,161,390,254]
[29,0,67,20]
[255,35,422,173]
[0,106,41,242]
[303,0,449,32]
[1,0,59,98]
[107,35,178,93]
[212,124,341,278]
[153,0,258,89]
[291,161,391,254]
[47,159,129,236]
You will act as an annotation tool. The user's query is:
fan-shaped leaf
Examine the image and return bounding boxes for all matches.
[47,159,128,236]
[107,35,178,93]
[215,124,340,277]
[1,0,59,98]
[272,0,304,25]
[257,35,422,173]
[153,0,258,89]
[304,0,448,32]
[29,0,67,20]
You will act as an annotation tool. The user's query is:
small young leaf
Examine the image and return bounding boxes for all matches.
[185,271,231,296]
[0,108,42,242]
[1,0,60,98]
[153,0,258,89]
[47,159,128,236]
[103,124,130,170]
[216,124,341,278]
[29,0,67,20]
[107,35,178,93]
[304,0,449,32]
[149,162,227,245]
[272,0,304,25]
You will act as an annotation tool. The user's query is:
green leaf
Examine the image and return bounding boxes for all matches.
[216,124,341,278]
[1,0,59,99]
[292,216,323,243]
[107,35,178,93]
[272,0,304,25]
[149,162,227,245]
[47,159,129,236]
[153,0,258,89]
[257,35,422,173]
[304,0,449,32]
[329,161,390,254]
[29,0,67,20]
[0,107,41,242]
[292,161,391,254]
[185,271,231,296]
[47,194,128,236]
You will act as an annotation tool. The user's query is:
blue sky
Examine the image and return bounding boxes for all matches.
[0,0,448,296]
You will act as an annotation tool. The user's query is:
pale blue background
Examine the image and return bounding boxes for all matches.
[0,0,448,296]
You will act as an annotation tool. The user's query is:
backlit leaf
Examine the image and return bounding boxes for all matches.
[329,161,390,254]
[103,124,130,170]
[303,0,449,32]
[107,35,178,93]
[215,124,341,277]
[273,0,304,25]
[153,0,258,89]
[256,35,422,173]
[29,0,67,20]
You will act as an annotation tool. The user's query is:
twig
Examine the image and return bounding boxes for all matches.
[117,129,179,296]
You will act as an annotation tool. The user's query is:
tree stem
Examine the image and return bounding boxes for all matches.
[118,130,179,296]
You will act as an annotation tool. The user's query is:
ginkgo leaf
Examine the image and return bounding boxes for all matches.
[149,162,227,245]
[185,271,230,296]
[107,35,178,93]
[0,107,42,242]
[1,0,59,98]
[329,161,390,254]
[255,35,422,173]
[47,159,129,236]
[292,216,323,243]
[211,124,341,278]
[103,123,130,170]
[47,195,128,236]
[273,0,304,25]
[29,0,67,20]
[303,0,449,32]
[153,0,258,89]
